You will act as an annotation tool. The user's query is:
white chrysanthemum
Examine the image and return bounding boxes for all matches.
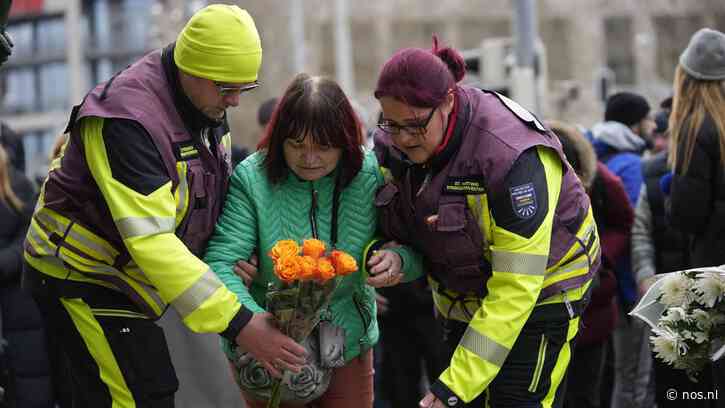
[693,273,725,308]
[692,331,708,344]
[661,307,688,324]
[651,329,684,365]
[660,274,695,307]
[690,309,713,331]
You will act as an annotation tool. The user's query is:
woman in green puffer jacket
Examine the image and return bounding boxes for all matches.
[204,73,422,408]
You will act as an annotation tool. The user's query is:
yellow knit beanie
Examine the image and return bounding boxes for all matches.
[174,5,262,83]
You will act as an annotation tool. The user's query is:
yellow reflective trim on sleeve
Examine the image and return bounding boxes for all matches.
[116,216,176,239]
[459,325,510,367]
[172,268,225,318]
[492,250,548,276]
[542,317,580,408]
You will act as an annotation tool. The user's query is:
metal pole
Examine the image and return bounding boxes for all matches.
[334,0,355,97]
[290,0,306,73]
[66,0,83,104]
[512,0,539,113]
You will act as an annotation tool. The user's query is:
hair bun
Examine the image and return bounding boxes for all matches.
[431,35,466,83]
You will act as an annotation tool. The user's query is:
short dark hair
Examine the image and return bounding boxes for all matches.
[257,73,364,187]
[257,97,278,126]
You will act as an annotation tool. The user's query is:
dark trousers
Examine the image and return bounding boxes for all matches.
[441,304,577,408]
[27,266,178,407]
[564,341,607,408]
[379,313,447,408]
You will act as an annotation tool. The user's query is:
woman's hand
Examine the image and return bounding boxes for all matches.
[234,254,258,287]
[235,312,308,378]
[366,249,403,288]
[420,391,446,408]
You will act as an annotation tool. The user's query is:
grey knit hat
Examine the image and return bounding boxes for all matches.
[679,28,725,81]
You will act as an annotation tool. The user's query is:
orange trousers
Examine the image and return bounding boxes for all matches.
[240,349,374,408]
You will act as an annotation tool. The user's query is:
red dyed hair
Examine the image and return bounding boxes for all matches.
[374,35,466,108]
[257,73,364,187]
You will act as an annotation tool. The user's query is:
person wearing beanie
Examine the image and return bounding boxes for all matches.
[372,36,600,408]
[591,90,656,408]
[22,5,308,406]
[547,120,633,408]
[668,28,725,401]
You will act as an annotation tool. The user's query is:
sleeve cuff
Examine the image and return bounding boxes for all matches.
[219,305,253,342]
[430,378,464,407]
[362,239,385,277]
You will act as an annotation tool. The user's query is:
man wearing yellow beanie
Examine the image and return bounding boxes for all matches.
[23,5,306,407]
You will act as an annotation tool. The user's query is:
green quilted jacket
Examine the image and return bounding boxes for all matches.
[204,150,422,362]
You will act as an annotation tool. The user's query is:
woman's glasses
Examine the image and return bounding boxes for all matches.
[377,106,437,137]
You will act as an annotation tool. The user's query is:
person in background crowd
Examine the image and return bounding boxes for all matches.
[204,73,423,408]
[231,97,278,168]
[549,120,633,408]
[667,27,725,398]
[0,144,54,407]
[373,36,599,408]
[633,96,716,408]
[590,91,655,408]
[650,97,673,154]
[0,123,24,174]
[21,5,308,406]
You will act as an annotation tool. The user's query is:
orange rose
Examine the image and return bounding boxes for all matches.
[274,255,302,283]
[269,240,300,264]
[302,239,326,259]
[317,257,336,281]
[330,250,358,276]
[299,255,318,280]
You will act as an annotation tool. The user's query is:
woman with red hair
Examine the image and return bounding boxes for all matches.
[204,73,422,408]
[372,37,600,408]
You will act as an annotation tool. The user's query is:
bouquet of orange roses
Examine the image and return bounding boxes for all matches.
[264,238,357,408]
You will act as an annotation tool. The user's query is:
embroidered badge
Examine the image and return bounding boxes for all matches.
[510,182,538,219]
[444,176,486,194]
[447,396,459,406]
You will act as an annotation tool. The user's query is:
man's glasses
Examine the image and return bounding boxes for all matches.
[377,106,437,137]
[214,81,260,97]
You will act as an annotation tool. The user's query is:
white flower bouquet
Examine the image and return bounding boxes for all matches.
[630,266,725,381]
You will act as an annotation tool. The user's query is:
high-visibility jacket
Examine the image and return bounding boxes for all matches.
[23,50,246,335]
[374,87,601,403]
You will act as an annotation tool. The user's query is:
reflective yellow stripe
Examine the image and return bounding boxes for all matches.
[528,334,548,392]
[91,308,150,319]
[542,317,579,408]
[459,325,510,367]
[116,216,175,239]
[172,268,224,318]
[175,161,190,227]
[546,259,589,280]
[492,250,548,276]
[61,298,135,407]
[26,222,55,256]
[34,210,118,262]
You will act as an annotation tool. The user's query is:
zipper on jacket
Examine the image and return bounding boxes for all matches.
[309,183,319,239]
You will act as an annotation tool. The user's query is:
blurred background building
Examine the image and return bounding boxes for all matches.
[1,0,725,180]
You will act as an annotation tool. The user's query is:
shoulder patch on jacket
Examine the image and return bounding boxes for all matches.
[444,176,486,194]
[493,92,547,132]
[510,182,538,219]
